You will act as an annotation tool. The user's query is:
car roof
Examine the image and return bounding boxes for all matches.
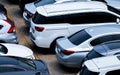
[0,71,36,75]
[85,25,120,37]
[36,1,108,16]
[94,41,120,56]
[85,55,120,72]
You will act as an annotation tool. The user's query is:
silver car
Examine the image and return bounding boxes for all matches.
[0,6,18,43]
[56,24,120,68]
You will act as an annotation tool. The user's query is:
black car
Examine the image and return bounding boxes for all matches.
[0,56,50,75]
[81,41,120,66]
[19,0,37,12]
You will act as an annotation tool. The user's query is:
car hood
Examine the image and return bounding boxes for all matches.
[106,0,120,9]
[25,3,36,14]
[0,43,33,58]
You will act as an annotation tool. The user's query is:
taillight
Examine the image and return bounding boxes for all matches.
[4,20,15,33]
[35,26,44,32]
[29,13,35,18]
[25,9,35,18]
[61,50,74,55]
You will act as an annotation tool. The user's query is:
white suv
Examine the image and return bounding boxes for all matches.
[30,1,120,49]
[78,55,120,75]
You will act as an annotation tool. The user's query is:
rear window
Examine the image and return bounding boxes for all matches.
[34,0,55,7]
[105,42,120,50]
[68,30,91,45]
[86,49,103,60]
[0,44,8,54]
[80,66,99,75]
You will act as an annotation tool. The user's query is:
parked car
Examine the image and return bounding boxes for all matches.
[0,4,18,43]
[81,41,120,67]
[56,25,120,68]
[77,55,120,75]
[0,43,35,59]
[30,1,120,49]
[19,0,37,12]
[0,56,50,75]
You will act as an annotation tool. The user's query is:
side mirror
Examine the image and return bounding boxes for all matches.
[116,18,120,24]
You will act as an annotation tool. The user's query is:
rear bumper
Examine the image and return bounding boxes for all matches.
[0,32,18,43]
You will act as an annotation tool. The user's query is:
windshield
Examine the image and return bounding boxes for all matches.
[17,58,36,70]
[80,66,99,75]
[86,49,102,60]
[0,44,8,54]
[105,42,120,50]
[68,29,91,45]
[34,0,55,7]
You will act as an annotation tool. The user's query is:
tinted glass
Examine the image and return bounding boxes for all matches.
[68,30,91,45]
[86,50,102,60]
[106,42,120,50]
[90,34,120,46]
[80,66,99,75]
[0,44,7,54]
[33,12,118,24]
[106,69,120,75]
[0,67,24,73]
[18,59,36,70]
[34,0,55,7]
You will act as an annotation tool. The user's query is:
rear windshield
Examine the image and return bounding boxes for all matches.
[105,42,120,50]
[16,58,36,70]
[80,66,99,75]
[68,30,91,45]
[0,44,8,54]
[86,49,103,60]
[34,0,55,7]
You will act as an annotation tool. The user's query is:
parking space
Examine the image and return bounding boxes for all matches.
[1,0,79,75]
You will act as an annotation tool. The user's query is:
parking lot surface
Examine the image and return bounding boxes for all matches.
[0,0,79,75]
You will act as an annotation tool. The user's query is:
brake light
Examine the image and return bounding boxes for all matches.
[29,13,35,18]
[4,20,15,33]
[25,9,35,18]
[35,26,44,32]
[61,50,74,55]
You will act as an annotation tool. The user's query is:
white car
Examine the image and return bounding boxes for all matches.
[56,25,120,68]
[0,5,18,43]
[78,55,120,75]
[30,1,120,49]
[0,43,35,59]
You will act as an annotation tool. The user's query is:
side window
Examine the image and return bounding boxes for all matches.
[90,35,113,46]
[0,25,3,30]
[33,12,117,24]
[0,66,24,73]
[68,12,117,24]
[112,34,120,40]
[106,69,120,75]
